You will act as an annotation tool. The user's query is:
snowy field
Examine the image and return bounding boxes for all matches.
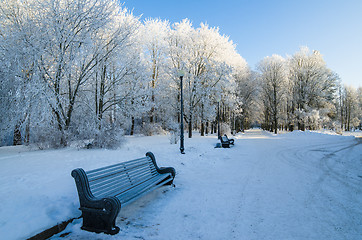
[0,129,361,240]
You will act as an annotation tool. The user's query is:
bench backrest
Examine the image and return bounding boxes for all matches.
[86,156,157,199]
[221,136,228,142]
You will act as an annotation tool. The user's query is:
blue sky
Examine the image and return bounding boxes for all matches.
[123,0,361,88]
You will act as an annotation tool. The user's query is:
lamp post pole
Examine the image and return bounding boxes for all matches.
[179,71,185,154]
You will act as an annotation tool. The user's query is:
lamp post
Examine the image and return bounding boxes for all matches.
[179,70,185,154]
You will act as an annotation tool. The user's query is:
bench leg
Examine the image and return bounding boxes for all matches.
[81,211,120,235]
[81,197,121,235]
[221,143,230,148]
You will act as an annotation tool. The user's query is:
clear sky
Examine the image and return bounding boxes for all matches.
[123,0,361,88]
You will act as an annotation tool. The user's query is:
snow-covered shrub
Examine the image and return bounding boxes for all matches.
[308,110,320,130]
[30,125,66,149]
[142,122,166,136]
[92,126,125,149]
[168,131,179,144]
[166,121,180,144]
[351,117,360,129]
[220,122,231,136]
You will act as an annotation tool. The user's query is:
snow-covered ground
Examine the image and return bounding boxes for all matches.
[0,129,361,240]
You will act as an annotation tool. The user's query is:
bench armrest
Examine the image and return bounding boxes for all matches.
[223,135,234,145]
[71,168,121,209]
[146,152,176,178]
[79,197,120,214]
[158,167,176,178]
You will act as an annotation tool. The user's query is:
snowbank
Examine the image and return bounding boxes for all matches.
[0,130,361,239]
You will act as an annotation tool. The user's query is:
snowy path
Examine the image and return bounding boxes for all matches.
[235,131,362,240]
[0,130,361,239]
[54,130,361,240]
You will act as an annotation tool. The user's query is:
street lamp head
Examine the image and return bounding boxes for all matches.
[178,70,185,77]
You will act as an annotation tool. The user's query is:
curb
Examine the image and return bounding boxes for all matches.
[27,217,80,240]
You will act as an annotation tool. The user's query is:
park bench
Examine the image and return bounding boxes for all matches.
[71,152,176,235]
[220,134,234,148]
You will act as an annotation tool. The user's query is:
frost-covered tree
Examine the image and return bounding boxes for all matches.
[167,20,247,137]
[288,47,338,131]
[217,39,249,134]
[257,55,288,134]
[234,69,258,131]
[340,85,360,131]
[90,8,143,129]
[358,87,362,130]
[0,0,46,145]
[34,0,132,146]
[0,0,144,147]
[141,18,170,125]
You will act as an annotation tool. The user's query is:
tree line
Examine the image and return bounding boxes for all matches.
[1,0,361,148]
[257,49,361,134]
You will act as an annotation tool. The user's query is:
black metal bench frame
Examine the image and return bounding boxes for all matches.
[71,152,175,235]
[220,134,234,148]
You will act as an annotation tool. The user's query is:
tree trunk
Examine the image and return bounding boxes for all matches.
[188,116,192,138]
[150,93,155,123]
[274,111,278,134]
[347,104,351,131]
[13,124,22,145]
[130,116,135,135]
[201,122,205,136]
[274,118,278,134]
[97,65,106,129]
[298,121,305,131]
[25,117,30,145]
[188,104,193,138]
[273,87,278,134]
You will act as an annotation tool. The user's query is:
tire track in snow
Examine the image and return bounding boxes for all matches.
[308,139,362,238]
[277,137,362,239]
[317,139,362,192]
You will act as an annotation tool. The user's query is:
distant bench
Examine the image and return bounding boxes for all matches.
[71,152,176,235]
[220,134,234,148]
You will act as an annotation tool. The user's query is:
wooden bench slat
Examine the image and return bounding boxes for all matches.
[86,157,149,175]
[89,168,156,192]
[86,161,152,183]
[89,164,156,187]
[90,169,158,197]
[97,176,159,198]
[88,165,155,186]
[116,173,172,203]
[87,158,153,181]
[92,169,160,198]
[87,158,151,178]
[89,166,157,187]
[122,176,173,206]
[120,177,173,206]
